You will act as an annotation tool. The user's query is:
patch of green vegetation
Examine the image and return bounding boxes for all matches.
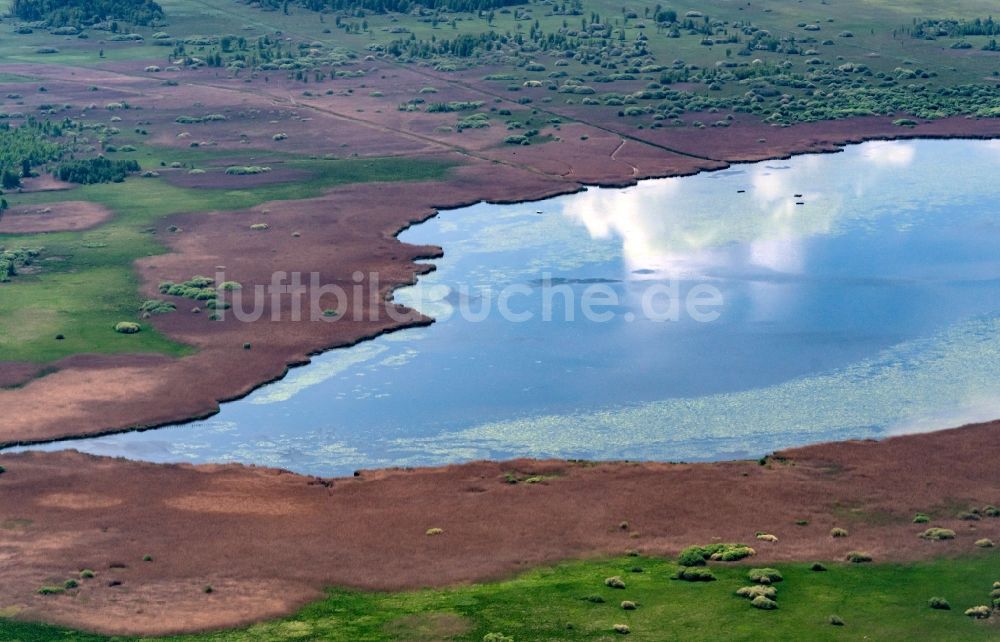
[10,0,165,27]
[7,555,1000,641]
[678,543,756,566]
[0,152,453,363]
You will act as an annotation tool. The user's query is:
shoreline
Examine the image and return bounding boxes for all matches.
[3,124,1000,451]
[2,418,999,635]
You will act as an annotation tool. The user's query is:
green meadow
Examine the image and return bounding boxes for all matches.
[2,555,999,641]
[0,150,453,364]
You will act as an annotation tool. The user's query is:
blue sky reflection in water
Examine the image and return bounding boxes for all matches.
[24,140,1000,475]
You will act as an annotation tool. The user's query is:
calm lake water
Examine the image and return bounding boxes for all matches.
[20,140,1000,474]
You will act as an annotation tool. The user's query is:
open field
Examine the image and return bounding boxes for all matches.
[2,421,1000,635]
[2,555,1000,641]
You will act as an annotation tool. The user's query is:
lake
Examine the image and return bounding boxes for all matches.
[20,139,1000,475]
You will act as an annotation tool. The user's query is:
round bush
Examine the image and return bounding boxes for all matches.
[604,576,626,589]
[736,585,776,600]
[845,551,872,563]
[674,568,716,582]
[919,527,956,541]
[829,615,844,626]
[621,600,637,610]
[748,568,783,584]
[612,623,630,634]
[113,322,141,334]
[928,597,950,610]
[751,595,778,610]
[830,527,848,538]
[975,538,994,548]
[964,605,991,619]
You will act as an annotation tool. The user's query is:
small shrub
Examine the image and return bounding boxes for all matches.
[37,586,65,595]
[912,513,930,523]
[755,532,778,543]
[964,605,991,619]
[114,321,141,334]
[810,562,827,572]
[673,568,716,582]
[893,118,918,127]
[751,595,778,610]
[143,554,153,562]
[604,576,626,589]
[748,568,783,584]
[975,538,994,548]
[795,519,809,526]
[983,505,1000,517]
[139,300,176,315]
[203,585,213,594]
[483,634,513,642]
[830,527,848,538]
[620,600,637,610]
[846,551,872,563]
[582,594,605,603]
[80,569,95,579]
[612,624,630,634]
[919,528,956,541]
[829,615,844,626]
[958,511,981,521]
[425,528,444,536]
[736,585,776,600]
[928,597,951,610]
[250,223,270,231]
[677,546,707,566]
[63,579,79,589]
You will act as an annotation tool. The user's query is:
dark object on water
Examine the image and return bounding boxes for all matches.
[737,189,746,193]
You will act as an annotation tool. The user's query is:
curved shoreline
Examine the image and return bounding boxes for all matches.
[2,418,999,635]
[3,122,1000,453]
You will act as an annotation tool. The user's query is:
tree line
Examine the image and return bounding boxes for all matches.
[9,0,165,27]
[254,0,524,16]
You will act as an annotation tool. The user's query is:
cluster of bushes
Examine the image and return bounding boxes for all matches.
[911,17,1000,39]
[426,101,485,113]
[677,543,755,566]
[10,0,165,27]
[139,299,176,316]
[158,275,219,301]
[254,0,524,15]
[456,113,490,131]
[225,166,271,175]
[53,157,140,184]
[672,567,716,582]
[175,114,228,124]
[0,247,42,282]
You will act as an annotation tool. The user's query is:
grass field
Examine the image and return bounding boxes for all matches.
[1,555,998,641]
